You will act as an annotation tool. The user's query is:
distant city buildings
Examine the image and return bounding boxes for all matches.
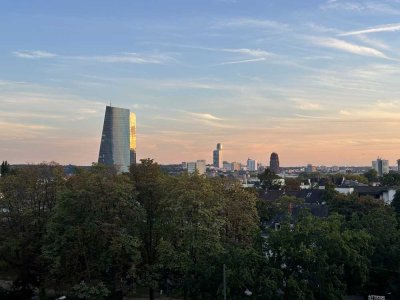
[270,152,280,174]
[372,158,389,177]
[247,158,257,171]
[186,160,206,175]
[397,159,400,172]
[306,164,317,173]
[213,143,223,168]
[231,162,241,171]
[223,161,232,171]
[98,106,136,173]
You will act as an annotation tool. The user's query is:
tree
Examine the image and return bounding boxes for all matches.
[0,161,10,176]
[349,206,400,297]
[266,213,372,299]
[44,165,142,299]
[391,190,400,217]
[284,178,301,191]
[0,163,65,298]
[382,173,400,186]
[364,169,378,183]
[129,159,166,300]
[258,169,281,190]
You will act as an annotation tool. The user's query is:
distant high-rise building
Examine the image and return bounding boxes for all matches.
[231,162,241,171]
[196,160,206,175]
[247,158,257,172]
[98,106,136,173]
[397,159,400,172]
[372,158,389,177]
[213,143,223,168]
[270,152,280,174]
[187,160,206,175]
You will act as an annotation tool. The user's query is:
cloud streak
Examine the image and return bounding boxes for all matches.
[213,17,289,31]
[312,37,389,58]
[13,50,173,64]
[217,57,266,65]
[12,50,57,59]
[339,23,400,36]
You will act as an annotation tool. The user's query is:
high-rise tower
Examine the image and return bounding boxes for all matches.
[270,152,280,174]
[372,158,389,177]
[213,143,223,168]
[98,106,136,173]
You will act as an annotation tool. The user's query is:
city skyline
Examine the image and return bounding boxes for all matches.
[1,0,400,166]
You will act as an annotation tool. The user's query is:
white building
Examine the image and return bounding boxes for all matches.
[247,158,257,172]
[187,160,206,175]
[196,160,206,175]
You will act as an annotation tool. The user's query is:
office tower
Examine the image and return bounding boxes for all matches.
[397,159,400,172]
[98,106,136,173]
[270,152,280,174]
[372,158,389,177]
[213,143,223,168]
[247,158,257,172]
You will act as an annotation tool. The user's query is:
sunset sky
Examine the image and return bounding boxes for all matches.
[1,0,400,166]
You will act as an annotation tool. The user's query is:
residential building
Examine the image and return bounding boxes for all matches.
[196,160,206,175]
[270,152,280,174]
[98,106,136,173]
[187,160,206,175]
[213,143,223,168]
[372,158,389,177]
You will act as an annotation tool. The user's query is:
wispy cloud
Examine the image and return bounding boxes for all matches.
[321,1,400,15]
[12,50,57,59]
[187,112,224,121]
[78,53,172,64]
[217,57,266,65]
[12,50,174,64]
[291,98,323,111]
[311,37,389,58]
[213,17,288,31]
[223,48,272,57]
[339,23,400,36]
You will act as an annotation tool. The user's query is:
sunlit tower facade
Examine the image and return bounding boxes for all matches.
[98,106,136,173]
[130,112,137,165]
[270,152,280,174]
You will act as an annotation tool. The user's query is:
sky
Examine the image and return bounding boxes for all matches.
[1,0,400,166]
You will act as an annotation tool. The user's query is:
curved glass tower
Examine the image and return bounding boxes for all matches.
[98,106,136,173]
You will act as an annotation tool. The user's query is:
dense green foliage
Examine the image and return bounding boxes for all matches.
[1,161,400,299]
[0,160,10,176]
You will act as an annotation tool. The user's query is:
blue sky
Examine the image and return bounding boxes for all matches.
[1,0,400,166]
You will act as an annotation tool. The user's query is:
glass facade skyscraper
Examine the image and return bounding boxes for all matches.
[98,106,136,173]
